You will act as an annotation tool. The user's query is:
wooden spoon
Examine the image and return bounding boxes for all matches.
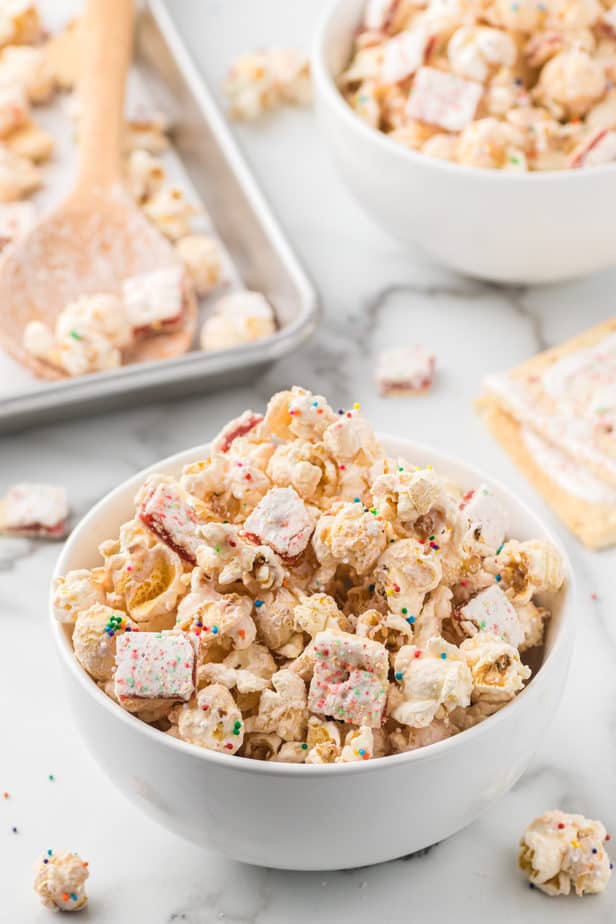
[0,0,195,380]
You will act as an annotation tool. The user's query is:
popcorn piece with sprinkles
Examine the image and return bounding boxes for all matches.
[136,474,204,564]
[337,725,375,762]
[242,486,315,560]
[255,668,309,740]
[460,631,530,702]
[460,483,508,554]
[0,482,68,538]
[171,683,244,753]
[308,629,389,727]
[458,584,523,647]
[375,345,436,397]
[407,67,483,132]
[519,810,613,896]
[389,636,472,727]
[33,849,89,912]
[114,630,195,704]
[73,604,137,682]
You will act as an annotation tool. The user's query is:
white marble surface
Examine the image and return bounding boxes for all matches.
[1,0,616,920]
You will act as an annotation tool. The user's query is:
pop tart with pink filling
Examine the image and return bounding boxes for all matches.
[0,482,68,538]
[114,630,195,704]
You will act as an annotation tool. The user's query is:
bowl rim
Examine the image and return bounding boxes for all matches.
[50,434,575,778]
[311,0,616,184]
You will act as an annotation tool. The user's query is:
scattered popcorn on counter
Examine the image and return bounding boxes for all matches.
[200,290,276,352]
[376,345,436,396]
[0,481,68,538]
[33,849,89,912]
[519,810,613,896]
[340,0,616,170]
[53,387,565,762]
[225,47,311,120]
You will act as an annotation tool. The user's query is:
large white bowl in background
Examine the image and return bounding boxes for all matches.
[51,437,574,870]
[312,0,616,284]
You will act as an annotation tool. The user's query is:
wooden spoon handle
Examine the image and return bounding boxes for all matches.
[74,0,134,194]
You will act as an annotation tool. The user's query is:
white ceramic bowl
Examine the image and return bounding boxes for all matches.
[51,437,574,870]
[312,0,616,284]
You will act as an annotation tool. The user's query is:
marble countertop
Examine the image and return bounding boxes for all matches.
[2,1,615,920]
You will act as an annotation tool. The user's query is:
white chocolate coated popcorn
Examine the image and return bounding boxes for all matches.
[63,387,563,762]
[201,291,275,352]
[176,234,222,296]
[519,810,612,896]
[224,48,310,120]
[33,849,89,912]
[390,637,472,727]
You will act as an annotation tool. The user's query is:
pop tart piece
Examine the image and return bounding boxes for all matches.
[460,484,507,553]
[0,482,68,538]
[114,630,195,703]
[459,584,523,647]
[408,67,482,132]
[122,265,184,334]
[381,27,429,84]
[308,630,389,727]
[137,475,202,564]
[212,410,264,454]
[568,129,616,168]
[376,345,436,396]
[242,486,315,560]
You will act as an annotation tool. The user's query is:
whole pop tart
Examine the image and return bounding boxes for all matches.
[123,265,185,335]
[0,482,68,538]
[114,630,195,704]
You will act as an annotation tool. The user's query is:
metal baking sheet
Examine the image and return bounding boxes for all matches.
[0,0,319,433]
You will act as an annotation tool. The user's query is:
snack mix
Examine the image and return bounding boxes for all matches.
[341,0,616,170]
[53,386,565,762]
[224,48,311,120]
[519,810,613,896]
[33,849,89,912]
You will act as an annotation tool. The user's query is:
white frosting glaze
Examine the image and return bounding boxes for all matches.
[522,427,616,504]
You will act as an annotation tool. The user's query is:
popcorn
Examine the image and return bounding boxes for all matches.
[100,519,186,630]
[142,184,197,240]
[376,345,436,396]
[65,387,565,761]
[123,266,184,334]
[460,631,531,701]
[114,630,195,704]
[136,474,204,565]
[0,45,54,103]
[176,234,222,296]
[458,584,524,647]
[0,482,68,538]
[33,849,89,912]
[199,643,276,693]
[172,684,244,753]
[484,539,565,605]
[52,568,107,625]
[175,570,256,648]
[0,84,27,137]
[255,669,308,740]
[407,66,482,132]
[308,630,389,727]
[448,26,517,83]
[381,27,429,84]
[242,486,315,560]
[126,148,165,204]
[519,810,612,896]
[73,604,136,682]
[312,501,388,582]
[196,522,284,593]
[389,637,472,727]
[200,290,275,352]
[224,48,310,120]
[373,538,442,617]
[338,726,375,762]
[0,146,40,200]
[124,111,169,154]
[534,48,606,119]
